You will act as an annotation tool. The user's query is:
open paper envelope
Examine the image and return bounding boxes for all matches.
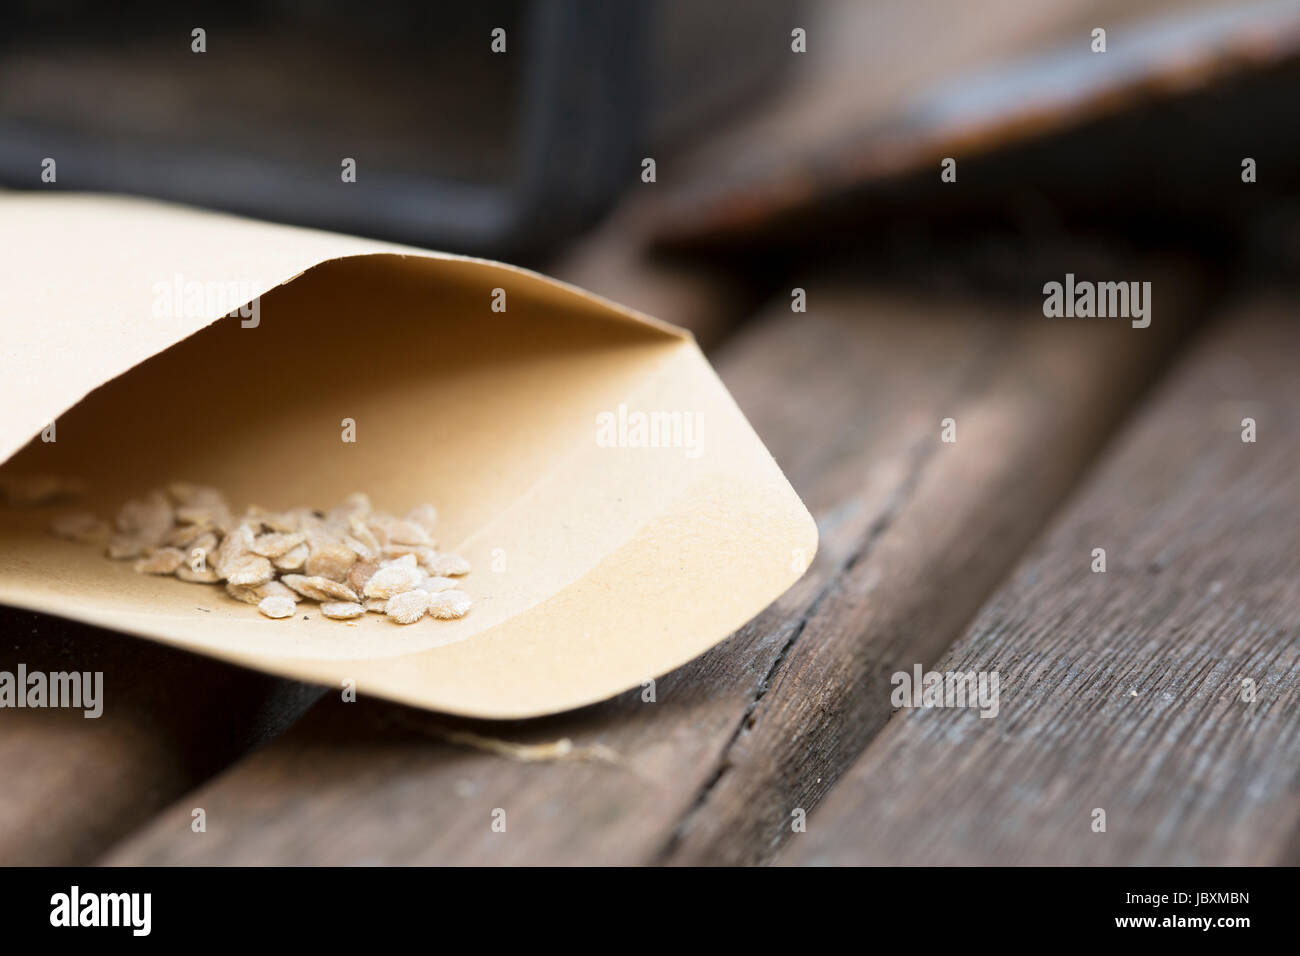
[0,194,816,718]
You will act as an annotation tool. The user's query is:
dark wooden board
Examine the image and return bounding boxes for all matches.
[100,267,1208,865]
[654,0,1300,249]
[0,610,320,864]
[661,267,1205,864]
[780,296,1300,866]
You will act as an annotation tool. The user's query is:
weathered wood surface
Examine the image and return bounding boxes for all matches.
[102,268,1206,865]
[780,296,1300,866]
[0,609,320,865]
[656,0,1293,247]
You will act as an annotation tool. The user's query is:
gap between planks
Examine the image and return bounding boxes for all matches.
[0,610,322,865]
[779,294,1300,866]
[99,266,1211,865]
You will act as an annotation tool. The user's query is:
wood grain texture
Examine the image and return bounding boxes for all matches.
[0,610,320,864]
[660,268,1204,864]
[101,271,1204,865]
[655,0,1278,247]
[780,296,1300,866]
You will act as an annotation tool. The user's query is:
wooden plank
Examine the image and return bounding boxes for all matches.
[0,609,319,864]
[780,296,1300,866]
[101,267,1204,865]
[660,266,1205,865]
[656,0,1300,248]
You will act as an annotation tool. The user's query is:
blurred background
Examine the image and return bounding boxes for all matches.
[0,0,797,257]
[5,0,1300,290]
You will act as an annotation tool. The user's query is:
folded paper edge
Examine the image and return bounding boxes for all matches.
[1,194,689,465]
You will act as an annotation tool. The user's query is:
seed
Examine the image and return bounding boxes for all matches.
[429,553,471,576]
[50,511,111,543]
[321,601,364,620]
[332,492,371,519]
[385,589,430,624]
[116,490,173,541]
[385,519,432,547]
[262,579,298,600]
[226,580,266,600]
[176,564,221,583]
[255,510,301,533]
[213,524,254,577]
[106,534,146,560]
[410,546,439,572]
[227,578,298,605]
[258,595,296,619]
[347,559,379,594]
[347,516,382,555]
[273,543,309,571]
[342,535,375,561]
[428,589,472,619]
[406,503,438,535]
[175,504,231,527]
[225,554,274,586]
[225,582,259,605]
[0,473,87,507]
[251,531,306,558]
[48,488,466,627]
[305,541,357,581]
[167,482,224,507]
[364,563,424,599]
[134,547,186,575]
[281,574,358,603]
[164,522,215,548]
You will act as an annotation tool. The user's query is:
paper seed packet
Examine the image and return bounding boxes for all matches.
[0,194,816,718]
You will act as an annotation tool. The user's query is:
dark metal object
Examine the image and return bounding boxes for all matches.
[0,0,794,256]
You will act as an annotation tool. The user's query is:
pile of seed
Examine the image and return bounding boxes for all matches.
[50,483,471,625]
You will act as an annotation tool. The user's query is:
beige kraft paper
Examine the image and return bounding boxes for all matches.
[0,194,817,718]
